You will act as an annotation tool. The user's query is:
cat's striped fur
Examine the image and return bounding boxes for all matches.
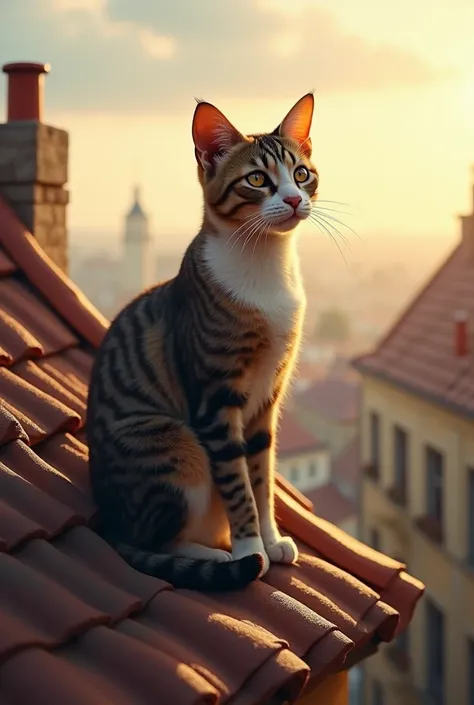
[87,94,318,591]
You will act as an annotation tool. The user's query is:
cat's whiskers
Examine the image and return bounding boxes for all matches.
[308,213,350,270]
[240,218,267,255]
[226,213,264,254]
[311,206,362,242]
[251,218,274,265]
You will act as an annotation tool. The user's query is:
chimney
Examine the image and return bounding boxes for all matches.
[0,62,69,273]
[459,165,474,264]
[454,310,469,358]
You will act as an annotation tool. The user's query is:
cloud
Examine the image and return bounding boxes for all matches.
[0,0,446,115]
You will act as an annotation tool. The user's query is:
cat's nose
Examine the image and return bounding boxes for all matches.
[283,196,302,210]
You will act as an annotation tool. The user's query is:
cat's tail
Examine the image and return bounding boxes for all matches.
[115,544,265,591]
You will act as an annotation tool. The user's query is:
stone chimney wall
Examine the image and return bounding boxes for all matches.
[0,63,69,274]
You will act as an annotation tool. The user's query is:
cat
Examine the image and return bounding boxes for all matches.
[87,93,318,591]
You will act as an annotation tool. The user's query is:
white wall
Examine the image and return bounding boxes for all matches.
[278,448,330,492]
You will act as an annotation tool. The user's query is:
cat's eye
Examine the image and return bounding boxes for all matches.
[246,171,266,188]
[294,166,309,183]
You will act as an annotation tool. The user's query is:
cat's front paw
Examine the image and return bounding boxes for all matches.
[232,537,270,576]
[265,535,299,565]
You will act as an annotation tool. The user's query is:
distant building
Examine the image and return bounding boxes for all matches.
[277,408,329,493]
[307,434,360,537]
[353,171,474,705]
[71,185,154,318]
[277,409,359,536]
[122,185,153,300]
[294,372,360,460]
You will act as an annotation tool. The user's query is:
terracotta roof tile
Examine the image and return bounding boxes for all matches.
[0,248,16,276]
[354,243,474,416]
[0,196,425,704]
[0,309,44,364]
[0,366,81,443]
[0,278,78,356]
[278,409,323,457]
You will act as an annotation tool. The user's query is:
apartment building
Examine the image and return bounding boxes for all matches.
[353,174,474,705]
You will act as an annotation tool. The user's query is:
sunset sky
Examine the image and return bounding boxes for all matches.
[1,0,473,250]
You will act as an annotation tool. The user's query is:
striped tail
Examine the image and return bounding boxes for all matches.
[116,544,265,591]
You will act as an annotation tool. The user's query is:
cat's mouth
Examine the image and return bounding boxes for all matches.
[275,211,308,225]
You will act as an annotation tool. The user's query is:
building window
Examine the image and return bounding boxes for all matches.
[468,468,474,567]
[426,446,444,526]
[369,411,380,472]
[468,638,474,705]
[290,466,299,484]
[370,528,381,552]
[393,425,408,503]
[308,461,317,478]
[426,600,445,705]
[372,679,384,705]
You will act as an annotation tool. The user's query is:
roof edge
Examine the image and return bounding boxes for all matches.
[353,363,474,420]
[0,197,109,348]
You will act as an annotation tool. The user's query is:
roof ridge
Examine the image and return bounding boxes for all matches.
[0,197,109,348]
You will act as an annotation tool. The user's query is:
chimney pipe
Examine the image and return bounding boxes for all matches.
[454,310,469,357]
[3,62,50,122]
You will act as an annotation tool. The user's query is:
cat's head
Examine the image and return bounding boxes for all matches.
[192,94,317,236]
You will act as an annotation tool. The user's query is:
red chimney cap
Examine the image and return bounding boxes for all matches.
[2,61,51,122]
[3,62,50,75]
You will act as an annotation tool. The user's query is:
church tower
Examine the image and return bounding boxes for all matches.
[122,185,153,299]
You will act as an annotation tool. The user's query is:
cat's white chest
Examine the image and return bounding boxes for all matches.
[202,234,305,421]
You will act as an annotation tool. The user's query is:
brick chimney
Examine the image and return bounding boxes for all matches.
[0,62,69,273]
[459,165,474,264]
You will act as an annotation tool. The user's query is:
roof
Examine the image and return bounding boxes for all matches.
[305,484,356,526]
[296,377,360,424]
[0,195,425,705]
[277,409,323,458]
[353,242,474,418]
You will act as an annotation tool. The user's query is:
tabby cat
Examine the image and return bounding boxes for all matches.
[87,93,318,591]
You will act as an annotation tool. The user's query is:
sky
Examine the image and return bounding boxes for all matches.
[0,0,474,252]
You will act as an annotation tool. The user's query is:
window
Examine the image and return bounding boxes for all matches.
[426,446,444,525]
[468,468,474,567]
[393,425,408,502]
[372,679,384,705]
[426,600,445,705]
[370,528,381,552]
[308,461,317,478]
[369,412,380,471]
[290,466,299,484]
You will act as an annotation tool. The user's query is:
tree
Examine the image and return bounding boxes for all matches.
[314,307,351,343]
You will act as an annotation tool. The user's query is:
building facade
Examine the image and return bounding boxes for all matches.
[354,172,474,705]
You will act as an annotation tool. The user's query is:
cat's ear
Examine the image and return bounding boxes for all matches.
[192,101,244,171]
[273,93,314,157]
